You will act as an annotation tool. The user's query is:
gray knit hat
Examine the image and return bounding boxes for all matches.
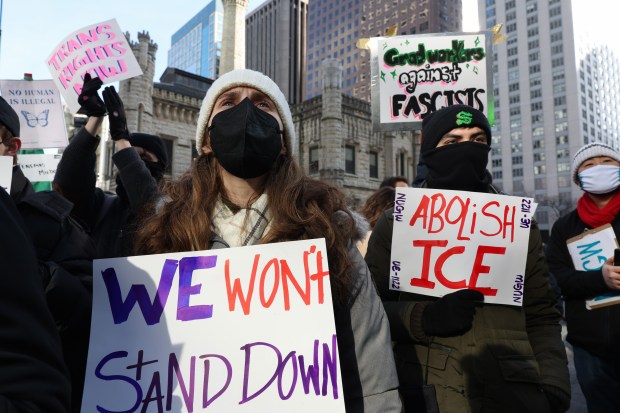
[195,69,295,155]
[572,142,620,184]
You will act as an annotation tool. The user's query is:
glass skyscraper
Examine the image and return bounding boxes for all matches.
[168,1,224,79]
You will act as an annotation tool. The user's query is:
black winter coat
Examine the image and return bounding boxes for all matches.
[0,188,71,412]
[546,208,620,360]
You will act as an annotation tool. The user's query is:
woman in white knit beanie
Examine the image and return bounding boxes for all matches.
[134,69,401,412]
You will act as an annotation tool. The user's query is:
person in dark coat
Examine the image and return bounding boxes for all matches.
[17,189,95,413]
[0,96,34,203]
[546,142,620,413]
[365,105,570,412]
[53,74,168,259]
[0,186,71,412]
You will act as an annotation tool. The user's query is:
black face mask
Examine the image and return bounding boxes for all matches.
[208,98,283,179]
[423,141,491,193]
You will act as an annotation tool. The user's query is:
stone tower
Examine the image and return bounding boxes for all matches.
[119,31,157,134]
[320,58,344,188]
[220,0,249,74]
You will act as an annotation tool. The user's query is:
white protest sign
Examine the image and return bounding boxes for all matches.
[0,156,12,193]
[17,154,62,182]
[565,224,620,309]
[369,32,493,132]
[46,19,143,113]
[81,239,345,413]
[0,80,67,149]
[390,188,537,306]
[567,224,618,271]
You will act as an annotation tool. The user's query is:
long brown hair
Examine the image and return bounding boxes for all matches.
[135,152,355,304]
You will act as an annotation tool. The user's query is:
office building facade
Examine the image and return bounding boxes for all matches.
[305,0,462,102]
[246,0,308,104]
[479,0,620,238]
[168,1,223,79]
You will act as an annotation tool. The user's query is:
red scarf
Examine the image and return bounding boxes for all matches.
[577,191,620,229]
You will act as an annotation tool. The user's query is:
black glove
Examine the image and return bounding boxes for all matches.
[102,86,130,141]
[422,289,484,337]
[542,384,570,413]
[77,73,106,117]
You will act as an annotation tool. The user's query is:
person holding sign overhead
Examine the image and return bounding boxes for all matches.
[54,74,168,259]
[546,142,620,413]
[133,69,402,412]
[365,104,570,412]
[0,96,35,203]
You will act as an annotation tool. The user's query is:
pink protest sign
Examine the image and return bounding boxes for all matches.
[368,32,494,132]
[81,239,345,412]
[390,188,537,306]
[46,19,142,113]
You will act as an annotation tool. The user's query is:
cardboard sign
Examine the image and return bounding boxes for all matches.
[46,19,143,113]
[81,239,345,413]
[0,80,68,149]
[369,32,494,132]
[16,153,62,182]
[390,188,536,306]
[566,224,620,310]
[567,224,618,271]
[0,156,12,193]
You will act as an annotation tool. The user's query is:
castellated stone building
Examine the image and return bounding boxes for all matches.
[99,32,419,206]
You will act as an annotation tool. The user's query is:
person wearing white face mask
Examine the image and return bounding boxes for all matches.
[546,142,620,413]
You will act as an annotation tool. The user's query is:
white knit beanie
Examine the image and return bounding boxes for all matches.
[195,69,296,155]
[572,142,620,184]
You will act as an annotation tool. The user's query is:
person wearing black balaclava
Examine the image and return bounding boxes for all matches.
[54,73,168,259]
[365,105,570,412]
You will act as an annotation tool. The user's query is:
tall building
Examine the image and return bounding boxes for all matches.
[479,0,620,238]
[305,0,462,101]
[246,0,308,104]
[167,1,223,79]
[355,0,462,101]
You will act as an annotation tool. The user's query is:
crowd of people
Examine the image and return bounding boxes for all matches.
[1,69,619,412]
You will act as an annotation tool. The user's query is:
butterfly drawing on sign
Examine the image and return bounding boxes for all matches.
[21,109,50,128]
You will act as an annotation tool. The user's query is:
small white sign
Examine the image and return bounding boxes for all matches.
[46,19,143,113]
[81,239,345,412]
[0,156,13,193]
[390,188,536,306]
[17,154,61,182]
[0,80,68,149]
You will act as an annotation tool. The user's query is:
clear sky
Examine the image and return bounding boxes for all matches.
[0,0,478,83]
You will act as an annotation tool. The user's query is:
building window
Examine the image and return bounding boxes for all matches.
[309,146,319,174]
[369,151,378,178]
[345,145,355,174]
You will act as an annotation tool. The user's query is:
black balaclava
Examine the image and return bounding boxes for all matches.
[421,105,492,193]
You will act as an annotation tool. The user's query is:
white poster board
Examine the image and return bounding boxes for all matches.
[17,154,62,182]
[46,19,143,114]
[369,32,494,132]
[566,224,620,310]
[390,188,536,306]
[0,79,67,149]
[81,239,346,412]
[0,156,12,193]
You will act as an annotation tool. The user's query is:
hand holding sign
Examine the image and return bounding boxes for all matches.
[102,86,130,141]
[77,73,106,117]
[421,289,483,337]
